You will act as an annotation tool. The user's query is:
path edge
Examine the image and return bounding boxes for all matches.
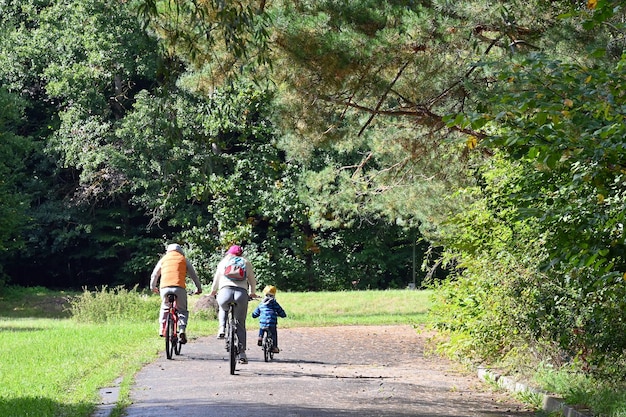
[477,368,591,417]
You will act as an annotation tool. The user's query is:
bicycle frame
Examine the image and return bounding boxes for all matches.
[223,294,257,374]
[164,293,181,359]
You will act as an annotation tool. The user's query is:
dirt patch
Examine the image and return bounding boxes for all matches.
[0,293,71,318]
[124,325,537,417]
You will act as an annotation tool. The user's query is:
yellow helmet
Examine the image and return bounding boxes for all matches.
[263,285,277,296]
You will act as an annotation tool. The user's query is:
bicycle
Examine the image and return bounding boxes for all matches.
[224,301,241,374]
[224,295,259,374]
[260,327,275,362]
[162,293,182,360]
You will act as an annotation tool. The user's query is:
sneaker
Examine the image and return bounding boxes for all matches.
[217,333,225,339]
[179,332,187,344]
[257,338,262,346]
[239,356,248,364]
[271,347,280,353]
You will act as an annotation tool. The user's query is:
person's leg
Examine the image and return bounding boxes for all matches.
[171,286,188,332]
[232,289,249,359]
[158,288,175,335]
[217,306,226,338]
[216,289,233,341]
[216,288,235,313]
[270,326,278,347]
[270,326,279,352]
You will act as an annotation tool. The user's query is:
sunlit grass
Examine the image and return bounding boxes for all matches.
[275,289,432,327]
[0,318,161,417]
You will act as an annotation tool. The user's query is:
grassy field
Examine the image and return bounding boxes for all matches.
[0,287,432,417]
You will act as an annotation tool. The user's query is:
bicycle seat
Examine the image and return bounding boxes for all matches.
[167,294,177,303]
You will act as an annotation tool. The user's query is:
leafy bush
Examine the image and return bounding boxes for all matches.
[69,285,159,323]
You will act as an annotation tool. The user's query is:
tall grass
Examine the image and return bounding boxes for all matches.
[68,285,159,323]
[533,365,626,417]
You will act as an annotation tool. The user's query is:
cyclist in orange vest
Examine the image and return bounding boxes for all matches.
[150,243,202,344]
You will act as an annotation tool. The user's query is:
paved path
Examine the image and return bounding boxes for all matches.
[124,325,537,417]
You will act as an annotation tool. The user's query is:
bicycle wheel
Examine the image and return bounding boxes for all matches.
[268,337,275,360]
[229,309,237,375]
[165,313,175,359]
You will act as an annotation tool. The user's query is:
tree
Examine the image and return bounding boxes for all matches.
[432,1,626,378]
[145,0,626,376]
[0,0,163,287]
[0,88,30,286]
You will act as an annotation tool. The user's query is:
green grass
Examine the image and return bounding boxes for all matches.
[0,318,161,417]
[533,365,626,417]
[0,286,74,318]
[0,286,431,417]
[276,289,432,327]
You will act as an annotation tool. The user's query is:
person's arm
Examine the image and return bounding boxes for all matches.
[245,259,257,297]
[274,300,287,318]
[149,260,162,293]
[210,260,222,296]
[185,259,203,294]
[252,305,260,318]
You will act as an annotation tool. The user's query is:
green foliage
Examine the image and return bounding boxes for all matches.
[136,0,272,80]
[432,1,626,381]
[0,0,165,288]
[432,150,626,379]
[469,52,626,278]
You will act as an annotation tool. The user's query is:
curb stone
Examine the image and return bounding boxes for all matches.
[477,368,592,417]
[92,377,122,417]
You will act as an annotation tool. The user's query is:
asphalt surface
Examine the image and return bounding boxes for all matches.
[123,325,538,417]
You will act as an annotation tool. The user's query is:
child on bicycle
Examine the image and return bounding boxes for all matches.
[252,285,286,353]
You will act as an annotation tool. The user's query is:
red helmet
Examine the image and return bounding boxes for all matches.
[227,245,243,256]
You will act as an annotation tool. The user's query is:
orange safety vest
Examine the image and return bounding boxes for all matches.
[159,251,187,288]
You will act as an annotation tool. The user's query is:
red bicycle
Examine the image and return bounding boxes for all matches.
[162,293,182,359]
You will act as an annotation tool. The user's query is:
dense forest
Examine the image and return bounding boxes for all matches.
[2,0,626,379]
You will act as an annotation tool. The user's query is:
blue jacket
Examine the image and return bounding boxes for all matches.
[252,296,286,328]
